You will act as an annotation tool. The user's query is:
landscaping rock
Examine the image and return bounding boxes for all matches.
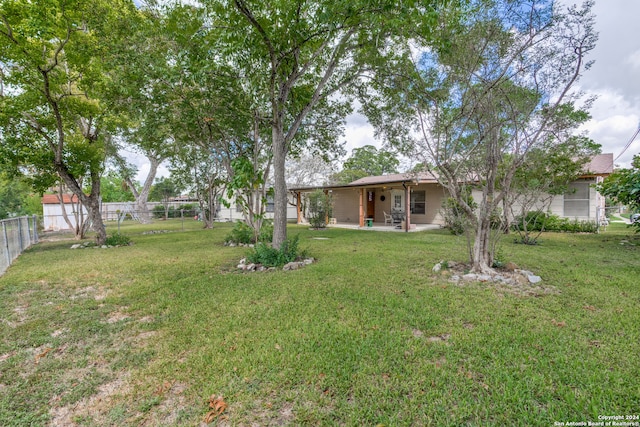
[528,275,542,284]
[71,244,82,249]
[283,262,299,271]
[303,258,315,265]
[432,262,442,273]
[433,260,552,296]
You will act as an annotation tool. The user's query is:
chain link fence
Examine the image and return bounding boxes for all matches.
[1,215,39,276]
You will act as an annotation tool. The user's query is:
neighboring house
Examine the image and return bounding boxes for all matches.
[215,193,299,222]
[41,194,88,231]
[290,153,614,230]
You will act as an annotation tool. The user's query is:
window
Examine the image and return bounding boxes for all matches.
[393,194,403,210]
[564,182,590,217]
[410,190,426,215]
[266,194,274,213]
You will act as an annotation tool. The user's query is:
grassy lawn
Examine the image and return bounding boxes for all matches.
[0,219,638,426]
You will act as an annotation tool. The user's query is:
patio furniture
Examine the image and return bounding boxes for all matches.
[365,218,374,227]
[384,211,394,225]
[384,211,403,226]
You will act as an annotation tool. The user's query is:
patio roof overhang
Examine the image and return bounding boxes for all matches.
[288,172,440,192]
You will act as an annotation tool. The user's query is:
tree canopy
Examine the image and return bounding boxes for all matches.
[366,0,598,272]
[333,145,400,184]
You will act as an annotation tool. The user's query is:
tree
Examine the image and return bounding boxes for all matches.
[369,0,598,273]
[333,145,399,184]
[597,155,640,231]
[0,0,134,245]
[286,153,337,187]
[149,176,182,220]
[305,189,333,229]
[170,145,227,229]
[0,173,41,219]
[508,139,599,244]
[100,171,135,203]
[205,0,440,248]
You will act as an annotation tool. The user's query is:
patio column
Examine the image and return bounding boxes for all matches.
[324,189,329,224]
[405,184,411,232]
[296,191,302,224]
[359,188,364,227]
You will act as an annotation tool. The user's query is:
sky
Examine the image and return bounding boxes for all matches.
[340,0,640,168]
[573,0,640,168]
[133,0,640,182]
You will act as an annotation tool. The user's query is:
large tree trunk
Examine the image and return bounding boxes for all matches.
[272,125,288,249]
[55,164,107,245]
[129,155,159,224]
[471,215,494,274]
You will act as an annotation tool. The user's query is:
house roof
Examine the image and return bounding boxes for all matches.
[348,171,439,186]
[288,154,613,192]
[41,194,80,204]
[288,171,439,192]
[583,153,614,175]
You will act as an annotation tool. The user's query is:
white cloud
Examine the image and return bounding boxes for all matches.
[625,50,640,69]
[579,88,640,167]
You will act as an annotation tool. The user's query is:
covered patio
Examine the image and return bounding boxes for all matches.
[290,172,448,232]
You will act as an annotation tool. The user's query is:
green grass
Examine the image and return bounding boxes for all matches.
[0,219,639,426]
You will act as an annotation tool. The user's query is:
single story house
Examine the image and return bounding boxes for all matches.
[290,153,614,231]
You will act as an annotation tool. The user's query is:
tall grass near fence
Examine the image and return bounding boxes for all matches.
[0,215,38,276]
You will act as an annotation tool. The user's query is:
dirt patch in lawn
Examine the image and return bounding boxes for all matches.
[49,374,132,427]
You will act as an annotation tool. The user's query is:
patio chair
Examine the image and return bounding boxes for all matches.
[384,211,393,225]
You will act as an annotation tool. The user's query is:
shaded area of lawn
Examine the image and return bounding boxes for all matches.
[0,220,638,426]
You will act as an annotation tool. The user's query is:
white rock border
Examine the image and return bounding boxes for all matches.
[236,257,315,272]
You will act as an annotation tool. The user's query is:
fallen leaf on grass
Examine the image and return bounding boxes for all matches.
[204,395,227,423]
[274,343,282,351]
[583,305,597,311]
[154,381,173,396]
[551,319,566,328]
[35,347,53,364]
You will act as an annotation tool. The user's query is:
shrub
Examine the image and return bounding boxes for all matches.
[513,211,598,234]
[152,205,179,219]
[225,221,254,244]
[305,189,333,229]
[246,235,305,267]
[225,220,273,244]
[258,219,274,242]
[105,232,131,246]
